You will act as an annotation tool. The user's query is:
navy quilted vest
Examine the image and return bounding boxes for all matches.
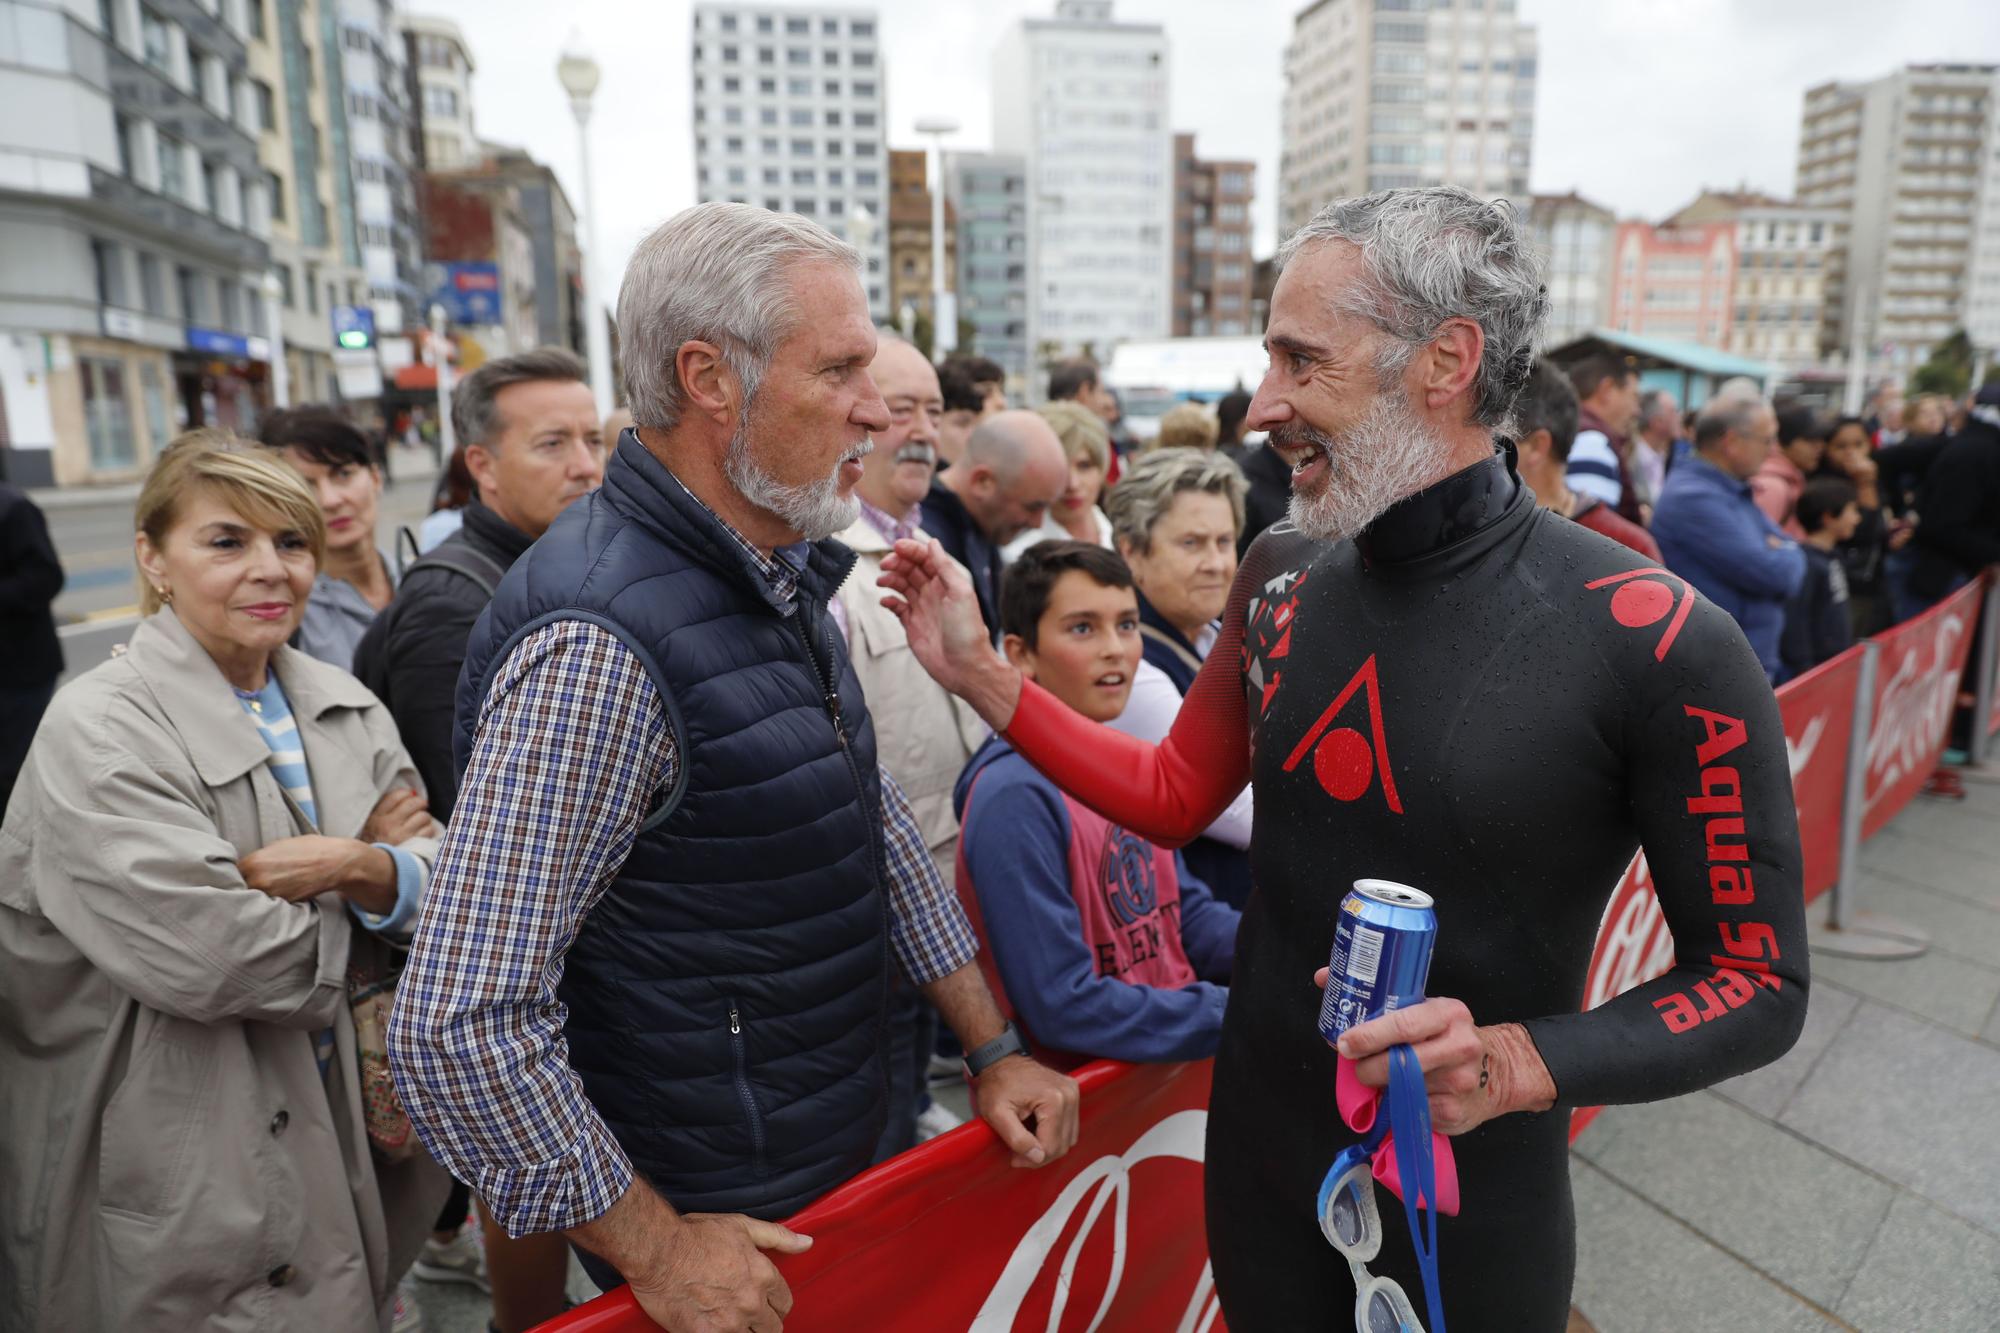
[455,434,890,1218]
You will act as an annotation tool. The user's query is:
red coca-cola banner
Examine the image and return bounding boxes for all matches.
[1983,578,2000,743]
[542,1060,1223,1333]
[1861,579,1984,838]
[1568,644,1865,1139]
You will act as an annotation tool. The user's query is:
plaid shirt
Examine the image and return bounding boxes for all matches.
[391,481,977,1237]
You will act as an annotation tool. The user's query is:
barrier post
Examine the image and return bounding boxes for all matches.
[1810,639,1929,959]
[1967,577,1999,770]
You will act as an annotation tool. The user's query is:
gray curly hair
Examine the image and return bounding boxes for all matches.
[1277,186,1548,435]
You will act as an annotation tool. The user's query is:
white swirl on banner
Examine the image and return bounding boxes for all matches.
[972,1109,1213,1333]
[1866,609,1966,809]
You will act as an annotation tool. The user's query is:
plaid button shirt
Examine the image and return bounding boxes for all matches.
[391,476,978,1236]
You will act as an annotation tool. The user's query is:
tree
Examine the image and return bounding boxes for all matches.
[911,310,936,360]
[1910,328,1974,398]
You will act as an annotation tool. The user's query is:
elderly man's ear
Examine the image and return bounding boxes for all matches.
[674,341,741,426]
[1421,318,1486,414]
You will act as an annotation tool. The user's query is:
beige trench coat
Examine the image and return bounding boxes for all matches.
[0,610,448,1332]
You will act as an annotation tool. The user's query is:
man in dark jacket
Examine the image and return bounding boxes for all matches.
[0,483,64,813]
[353,347,605,820]
[1907,386,2000,608]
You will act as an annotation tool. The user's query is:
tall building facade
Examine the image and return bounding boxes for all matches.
[402,14,477,170]
[334,0,423,335]
[1171,134,1255,338]
[688,3,891,317]
[1797,64,2000,373]
[1668,190,1840,373]
[948,150,1029,388]
[993,0,1170,367]
[1606,219,1737,349]
[1280,0,1536,242]
[0,0,277,486]
[886,148,956,330]
[1527,192,1614,349]
[251,0,369,408]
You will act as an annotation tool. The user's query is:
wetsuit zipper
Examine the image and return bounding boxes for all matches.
[727,1000,768,1178]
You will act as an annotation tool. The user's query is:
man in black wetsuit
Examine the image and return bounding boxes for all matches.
[880,185,1807,1331]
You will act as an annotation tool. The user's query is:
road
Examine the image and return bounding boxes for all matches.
[45,446,443,686]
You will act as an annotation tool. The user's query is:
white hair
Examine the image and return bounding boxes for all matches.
[1278,186,1549,435]
[617,202,860,429]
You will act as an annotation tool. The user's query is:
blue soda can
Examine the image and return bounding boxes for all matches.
[1317,879,1437,1045]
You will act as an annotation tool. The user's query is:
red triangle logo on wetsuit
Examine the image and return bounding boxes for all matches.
[1279,654,1405,815]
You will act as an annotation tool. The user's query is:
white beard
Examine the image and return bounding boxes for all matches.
[725,424,863,542]
[1283,390,1459,543]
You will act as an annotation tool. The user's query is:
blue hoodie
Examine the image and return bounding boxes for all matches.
[953,736,1239,1065]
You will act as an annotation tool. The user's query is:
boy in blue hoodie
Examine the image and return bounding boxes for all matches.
[953,540,1240,1066]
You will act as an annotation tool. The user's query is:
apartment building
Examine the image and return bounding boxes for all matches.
[1171,133,1255,338]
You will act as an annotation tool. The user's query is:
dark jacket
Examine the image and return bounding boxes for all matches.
[1908,417,2000,600]
[919,476,1004,637]
[0,485,64,688]
[454,436,891,1220]
[1228,443,1293,556]
[1778,545,1854,683]
[351,499,531,820]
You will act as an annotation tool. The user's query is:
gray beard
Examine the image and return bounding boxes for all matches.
[725,423,862,542]
[1284,391,1459,543]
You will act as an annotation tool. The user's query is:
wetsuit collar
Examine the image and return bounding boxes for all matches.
[1355,449,1523,568]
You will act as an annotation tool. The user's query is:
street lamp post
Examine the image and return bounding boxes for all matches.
[261,270,289,409]
[430,302,455,456]
[914,117,959,357]
[558,42,614,418]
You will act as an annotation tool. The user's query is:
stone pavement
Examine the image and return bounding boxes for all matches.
[415,777,2000,1333]
[1569,774,2000,1332]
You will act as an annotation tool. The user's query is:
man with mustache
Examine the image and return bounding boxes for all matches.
[391,204,1079,1333]
[830,332,987,1154]
[881,186,1807,1330]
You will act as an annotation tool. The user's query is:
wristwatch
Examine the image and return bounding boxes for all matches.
[963,1021,1028,1078]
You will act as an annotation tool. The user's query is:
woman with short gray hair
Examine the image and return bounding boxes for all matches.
[1102,449,1255,909]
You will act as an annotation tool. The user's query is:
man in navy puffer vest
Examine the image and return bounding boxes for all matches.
[390,203,1080,1333]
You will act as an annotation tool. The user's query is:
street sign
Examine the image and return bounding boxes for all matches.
[333,305,376,351]
[427,262,503,326]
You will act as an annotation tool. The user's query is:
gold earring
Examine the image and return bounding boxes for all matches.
[155,586,173,605]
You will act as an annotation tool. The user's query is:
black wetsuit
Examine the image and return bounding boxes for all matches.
[1004,453,1808,1330]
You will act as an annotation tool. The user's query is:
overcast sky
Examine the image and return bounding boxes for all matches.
[421,0,2000,290]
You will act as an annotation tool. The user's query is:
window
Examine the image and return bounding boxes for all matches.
[727,166,745,185]
[852,19,874,37]
[141,8,171,74]
[756,15,772,32]
[786,47,808,65]
[855,169,878,187]
[81,357,137,469]
[156,134,186,200]
[790,138,813,155]
[275,263,294,308]
[425,86,458,118]
[823,79,839,96]
[724,106,743,124]
[853,110,877,128]
[822,17,839,35]
[140,360,172,451]
[794,197,816,215]
[218,281,240,330]
[92,239,127,308]
[757,47,773,64]
[760,136,779,154]
[114,113,135,177]
[763,167,780,184]
[724,75,740,92]
[720,13,737,30]
[247,0,265,40]
[252,78,276,130]
[788,76,810,94]
[758,77,775,93]
[788,107,811,126]
[855,140,877,158]
[759,107,776,125]
[138,252,164,313]
[201,159,220,213]
[826,167,843,186]
[824,139,842,157]
[822,48,839,66]
[853,80,876,98]
[720,44,738,62]
[303,265,318,314]
[852,50,874,68]
[792,168,815,185]
[785,16,808,33]
[724,136,743,153]
[824,108,841,126]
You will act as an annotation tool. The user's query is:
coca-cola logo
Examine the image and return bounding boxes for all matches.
[974,1110,1218,1331]
[1865,611,1967,810]
[1583,855,1674,1011]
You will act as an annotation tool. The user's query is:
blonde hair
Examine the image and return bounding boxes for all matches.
[135,430,327,615]
[1105,448,1247,555]
[1034,399,1111,472]
[1154,402,1220,451]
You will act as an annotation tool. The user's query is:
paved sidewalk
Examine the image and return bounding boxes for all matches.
[1569,773,2000,1332]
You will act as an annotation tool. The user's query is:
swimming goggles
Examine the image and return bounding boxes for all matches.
[1316,1044,1447,1333]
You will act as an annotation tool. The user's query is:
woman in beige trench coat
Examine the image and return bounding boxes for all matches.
[0,437,449,1332]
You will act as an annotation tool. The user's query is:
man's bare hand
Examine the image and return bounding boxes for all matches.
[241,835,387,906]
[972,1055,1081,1169]
[1315,972,1557,1136]
[626,1213,812,1333]
[360,786,433,845]
[877,538,1021,728]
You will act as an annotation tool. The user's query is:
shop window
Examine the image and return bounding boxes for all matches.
[82,357,138,469]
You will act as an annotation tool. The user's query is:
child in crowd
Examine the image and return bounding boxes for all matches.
[1752,406,1828,538]
[952,541,1240,1067]
[1780,477,1862,682]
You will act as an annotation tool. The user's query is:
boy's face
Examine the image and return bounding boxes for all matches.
[1003,570,1143,723]
[1828,501,1862,543]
